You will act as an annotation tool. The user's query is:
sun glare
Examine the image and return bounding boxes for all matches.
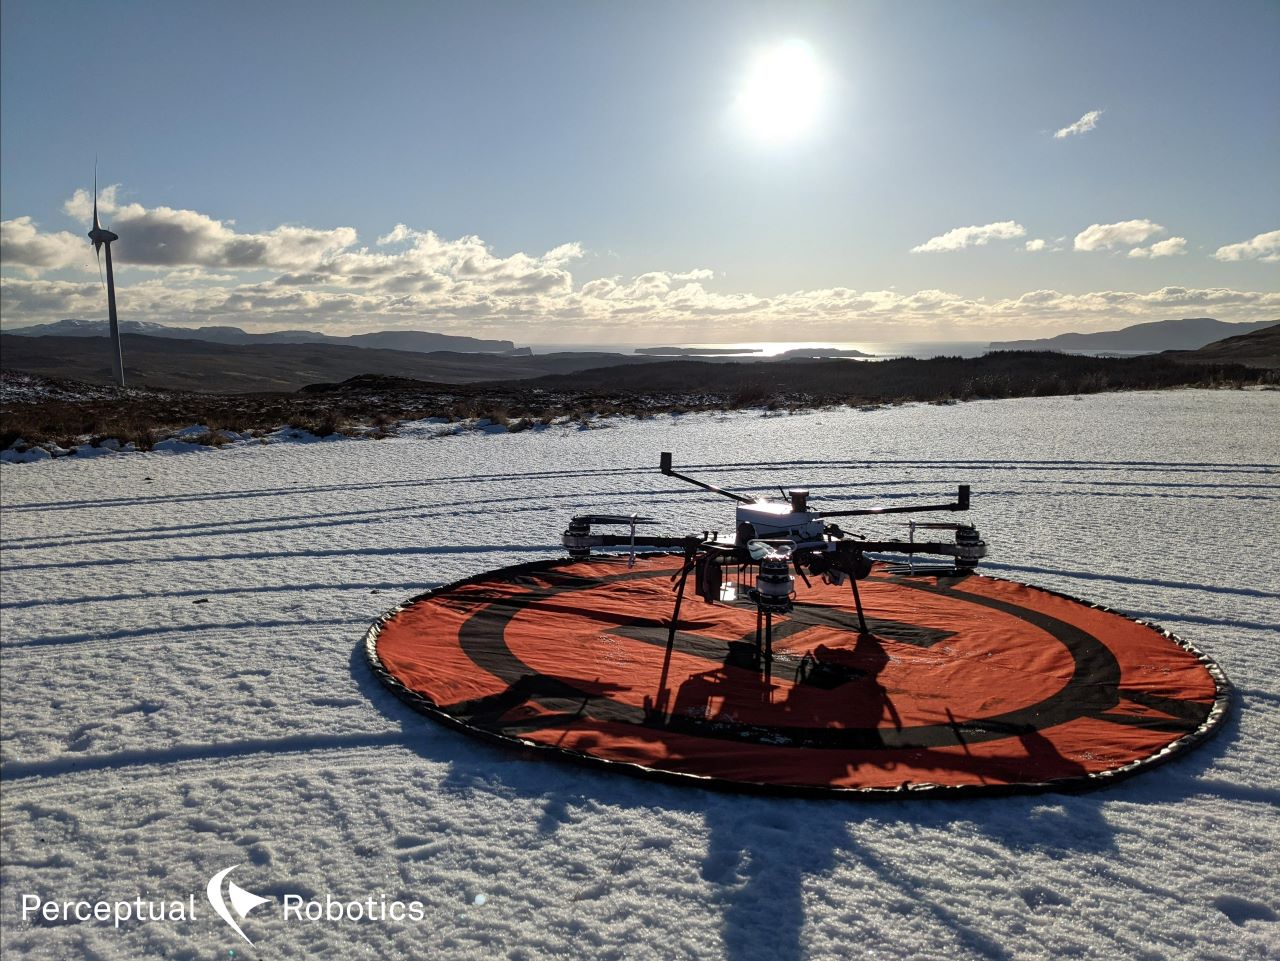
[736,40,826,143]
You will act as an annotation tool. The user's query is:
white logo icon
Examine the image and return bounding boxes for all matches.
[207,865,272,945]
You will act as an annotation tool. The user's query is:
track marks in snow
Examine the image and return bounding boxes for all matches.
[980,561,1280,600]
[0,580,440,612]
[308,696,364,709]
[2,489,697,552]
[2,542,559,574]
[1120,610,1280,633]
[0,616,365,651]
[0,731,408,782]
[0,464,657,514]
[5,455,1274,514]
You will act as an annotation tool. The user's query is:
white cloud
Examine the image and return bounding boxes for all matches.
[1054,109,1102,139]
[1213,229,1280,263]
[62,183,120,221]
[1024,239,1047,252]
[1149,237,1188,257]
[1128,236,1188,258]
[911,221,1026,253]
[5,269,1276,341]
[1074,219,1165,252]
[0,217,90,275]
[4,189,1278,340]
[62,186,357,271]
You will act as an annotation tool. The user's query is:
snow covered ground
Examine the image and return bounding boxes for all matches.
[2,388,1277,961]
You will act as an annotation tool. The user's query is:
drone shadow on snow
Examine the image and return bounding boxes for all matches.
[348,641,1260,961]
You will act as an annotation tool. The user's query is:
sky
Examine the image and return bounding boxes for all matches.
[1,0,1277,344]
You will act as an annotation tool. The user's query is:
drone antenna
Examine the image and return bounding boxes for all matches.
[659,452,756,504]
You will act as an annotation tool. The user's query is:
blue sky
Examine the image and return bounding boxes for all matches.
[1,0,1276,343]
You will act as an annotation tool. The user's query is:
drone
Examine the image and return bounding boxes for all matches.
[563,453,987,671]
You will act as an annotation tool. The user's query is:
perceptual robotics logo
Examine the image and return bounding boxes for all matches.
[17,864,429,946]
[206,865,272,945]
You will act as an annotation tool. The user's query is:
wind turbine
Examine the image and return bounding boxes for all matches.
[87,170,125,388]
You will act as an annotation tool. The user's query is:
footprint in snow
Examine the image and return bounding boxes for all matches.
[1214,895,1277,925]
[1019,885,1070,908]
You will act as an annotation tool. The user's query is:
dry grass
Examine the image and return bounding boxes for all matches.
[3,355,1275,455]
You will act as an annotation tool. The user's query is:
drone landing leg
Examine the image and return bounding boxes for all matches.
[754,606,763,668]
[849,575,870,636]
[764,612,773,683]
[668,554,694,649]
[653,551,695,724]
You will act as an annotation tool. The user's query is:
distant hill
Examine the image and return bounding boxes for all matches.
[501,350,1269,400]
[0,333,657,393]
[989,318,1277,352]
[1163,323,1280,369]
[4,319,522,354]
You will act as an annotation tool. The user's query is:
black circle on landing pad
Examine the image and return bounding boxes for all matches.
[364,554,1232,798]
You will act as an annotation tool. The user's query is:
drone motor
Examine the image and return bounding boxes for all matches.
[564,517,593,559]
[562,513,661,560]
[954,526,986,570]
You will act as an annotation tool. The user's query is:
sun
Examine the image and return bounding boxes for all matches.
[736,40,826,143]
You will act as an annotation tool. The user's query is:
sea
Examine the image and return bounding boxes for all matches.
[524,340,1153,359]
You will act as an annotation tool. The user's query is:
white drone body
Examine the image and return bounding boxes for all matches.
[734,492,825,545]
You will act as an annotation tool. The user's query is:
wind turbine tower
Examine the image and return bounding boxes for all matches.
[87,173,125,388]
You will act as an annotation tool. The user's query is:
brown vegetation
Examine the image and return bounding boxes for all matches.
[2,351,1274,454]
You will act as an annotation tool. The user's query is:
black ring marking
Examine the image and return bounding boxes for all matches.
[365,554,1233,798]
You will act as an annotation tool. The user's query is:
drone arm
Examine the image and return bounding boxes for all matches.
[583,534,700,550]
[856,540,968,554]
[855,537,987,568]
[659,452,756,505]
[562,527,703,558]
[820,485,971,518]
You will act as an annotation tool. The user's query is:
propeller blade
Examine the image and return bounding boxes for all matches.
[572,514,658,526]
[92,164,101,231]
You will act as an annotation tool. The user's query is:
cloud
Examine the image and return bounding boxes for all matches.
[1054,109,1102,139]
[1074,219,1165,252]
[6,269,1276,341]
[1024,239,1047,253]
[61,183,120,222]
[62,186,357,271]
[1213,229,1280,263]
[0,217,89,275]
[911,221,1026,253]
[4,188,1278,339]
[1128,237,1188,258]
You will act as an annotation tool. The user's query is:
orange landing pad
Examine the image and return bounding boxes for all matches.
[365,555,1230,797]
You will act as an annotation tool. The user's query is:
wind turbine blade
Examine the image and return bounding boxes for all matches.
[96,246,106,293]
[93,163,101,230]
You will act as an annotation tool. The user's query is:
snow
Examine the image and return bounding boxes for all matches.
[0,415,523,464]
[1,389,1278,960]
[149,438,205,454]
[0,446,51,464]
